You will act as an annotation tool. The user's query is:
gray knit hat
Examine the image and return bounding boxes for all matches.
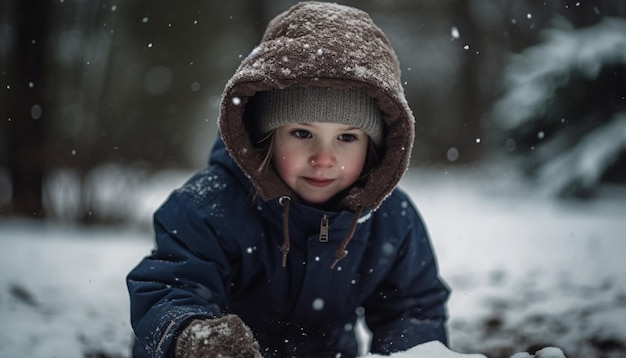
[254,87,383,147]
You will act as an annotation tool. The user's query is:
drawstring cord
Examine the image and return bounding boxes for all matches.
[278,196,363,270]
[330,206,363,269]
[278,196,291,267]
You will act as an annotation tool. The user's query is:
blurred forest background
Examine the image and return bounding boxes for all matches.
[1,0,625,224]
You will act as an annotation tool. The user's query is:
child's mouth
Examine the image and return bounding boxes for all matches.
[303,177,334,187]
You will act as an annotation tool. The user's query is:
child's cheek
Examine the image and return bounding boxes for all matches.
[339,164,359,183]
[273,150,298,183]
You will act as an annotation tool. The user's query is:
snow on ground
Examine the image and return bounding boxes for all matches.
[1,165,625,358]
[403,167,626,358]
[0,220,150,358]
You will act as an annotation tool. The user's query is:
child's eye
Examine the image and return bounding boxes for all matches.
[291,129,312,139]
[338,133,358,142]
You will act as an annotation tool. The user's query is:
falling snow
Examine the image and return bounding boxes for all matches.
[2,165,625,357]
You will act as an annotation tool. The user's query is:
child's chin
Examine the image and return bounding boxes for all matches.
[298,193,334,206]
[302,196,330,205]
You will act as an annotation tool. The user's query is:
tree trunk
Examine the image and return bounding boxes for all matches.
[5,0,50,217]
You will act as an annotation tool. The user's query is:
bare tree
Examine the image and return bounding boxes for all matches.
[3,0,51,217]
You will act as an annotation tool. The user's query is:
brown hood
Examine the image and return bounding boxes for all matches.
[218,1,414,212]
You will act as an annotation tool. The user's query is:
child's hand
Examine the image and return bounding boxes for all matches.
[175,314,262,358]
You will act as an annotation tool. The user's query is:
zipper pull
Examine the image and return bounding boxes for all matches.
[319,214,329,242]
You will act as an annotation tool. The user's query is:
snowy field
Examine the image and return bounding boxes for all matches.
[1,166,625,358]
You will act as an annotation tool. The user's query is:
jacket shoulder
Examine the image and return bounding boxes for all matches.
[173,165,244,209]
[368,187,426,234]
[377,187,418,213]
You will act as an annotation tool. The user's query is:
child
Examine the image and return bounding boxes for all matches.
[127,2,449,357]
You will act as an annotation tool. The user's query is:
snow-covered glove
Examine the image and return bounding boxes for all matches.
[174,314,262,358]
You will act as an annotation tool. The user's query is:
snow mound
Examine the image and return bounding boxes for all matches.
[364,342,565,358]
[510,346,565,358]
[363,341,486,358]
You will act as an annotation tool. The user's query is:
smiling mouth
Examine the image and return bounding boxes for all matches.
[303,177,335,187]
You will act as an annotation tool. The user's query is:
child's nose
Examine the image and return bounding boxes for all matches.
[309,147,336,167]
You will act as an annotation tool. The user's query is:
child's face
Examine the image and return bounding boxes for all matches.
[272,122,369,205]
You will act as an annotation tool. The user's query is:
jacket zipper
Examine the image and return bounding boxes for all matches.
[319,214,329,242]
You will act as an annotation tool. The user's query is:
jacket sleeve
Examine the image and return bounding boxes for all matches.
[126,191,234,358]
[364,197,450,355]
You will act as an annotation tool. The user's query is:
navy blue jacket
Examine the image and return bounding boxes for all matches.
[127,139,449,357]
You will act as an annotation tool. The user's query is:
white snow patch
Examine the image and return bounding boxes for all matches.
[364,341,485,358]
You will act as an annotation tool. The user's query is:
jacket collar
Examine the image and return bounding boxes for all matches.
[211,136,371,269]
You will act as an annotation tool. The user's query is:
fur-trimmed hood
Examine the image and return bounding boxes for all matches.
[218,1,414,211]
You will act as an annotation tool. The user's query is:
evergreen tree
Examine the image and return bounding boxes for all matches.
[493,17,626,197]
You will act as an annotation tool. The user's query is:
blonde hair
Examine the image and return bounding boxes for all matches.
[256,130,276,173]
